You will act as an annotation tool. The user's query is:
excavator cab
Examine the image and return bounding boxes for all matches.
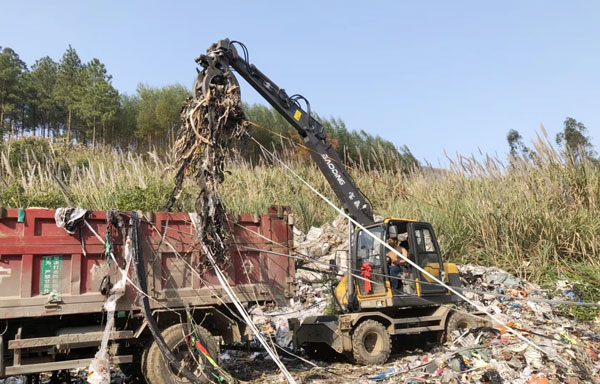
[407,221,448,295]
[337,219,462,311]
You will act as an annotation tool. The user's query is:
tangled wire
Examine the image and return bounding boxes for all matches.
[165,83,249,260]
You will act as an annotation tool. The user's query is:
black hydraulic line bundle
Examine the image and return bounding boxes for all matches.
[130,212,204,384]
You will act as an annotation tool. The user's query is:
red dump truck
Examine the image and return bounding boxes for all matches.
[0,206,295,383]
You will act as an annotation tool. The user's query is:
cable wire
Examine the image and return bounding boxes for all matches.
[249,134,570,368]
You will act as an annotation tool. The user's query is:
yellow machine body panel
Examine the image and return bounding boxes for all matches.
[384,217,418,223]
[421,262,459,283]
[357,281,393,302]
[416,262,459,296]
[335,275,350,305]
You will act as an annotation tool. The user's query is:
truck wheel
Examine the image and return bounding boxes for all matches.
[144,323,219,384]
[445,312,479,341]
[351,320,391,365]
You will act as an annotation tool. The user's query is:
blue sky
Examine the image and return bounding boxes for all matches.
[2,1,599,165]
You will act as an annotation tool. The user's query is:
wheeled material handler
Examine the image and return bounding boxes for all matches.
[195,39,487,365]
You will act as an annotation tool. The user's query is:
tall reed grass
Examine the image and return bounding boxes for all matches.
[0,135,598,283]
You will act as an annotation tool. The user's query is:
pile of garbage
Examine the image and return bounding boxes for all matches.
[165,82,248,259]
[409,264,600,384]
[243,216,600,384]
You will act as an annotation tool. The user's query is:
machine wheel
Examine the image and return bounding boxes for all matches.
[351,320,391,365]
[144,323,219,384]
[445,312,479,341]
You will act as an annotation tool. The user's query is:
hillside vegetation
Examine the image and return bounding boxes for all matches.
[1,135,598,285]
[0,46,416,168]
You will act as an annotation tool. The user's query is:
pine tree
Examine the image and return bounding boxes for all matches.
[135,84,189,150]
[0,47,27,137]
[53,45,83,142]
[77,58,119,149]
[29,56,63,137]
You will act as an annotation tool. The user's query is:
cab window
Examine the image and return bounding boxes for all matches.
[355,227,386,295]
[415,228,436,253]
[356,227,383,268]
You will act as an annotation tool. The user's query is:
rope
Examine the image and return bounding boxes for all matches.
[238,242,600,357]
[250,135,569,368]
[196,234,297,384]
[233,224,600,309]
[83,219,183,316]
[130,213,203,384]
[82,213,301,382]
[239,244,600,309]
[247,121,449,214]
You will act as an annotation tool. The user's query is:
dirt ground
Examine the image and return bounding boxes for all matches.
[221,336,441,384]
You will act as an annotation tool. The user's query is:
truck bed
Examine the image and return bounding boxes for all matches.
[0,206,295,320]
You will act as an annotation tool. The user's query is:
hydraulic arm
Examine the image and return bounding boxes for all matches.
[194,39,374,225]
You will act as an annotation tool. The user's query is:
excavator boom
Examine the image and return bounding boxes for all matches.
[195,39,374,225]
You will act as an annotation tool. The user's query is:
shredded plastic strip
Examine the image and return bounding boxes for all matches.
[87,235,133,384]
[83,220,183,316]
[129,213,205,384]
[195,237,297,384]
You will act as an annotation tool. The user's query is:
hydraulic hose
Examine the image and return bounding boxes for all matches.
[130,212,203,384]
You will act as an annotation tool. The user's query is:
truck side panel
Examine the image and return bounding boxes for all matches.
[0,206,295,320]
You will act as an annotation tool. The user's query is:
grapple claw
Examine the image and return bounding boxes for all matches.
[193,39,239,100]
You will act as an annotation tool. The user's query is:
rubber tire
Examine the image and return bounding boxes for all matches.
[445,312,480,341]
[351,320,392,365]
[144,323,219,384]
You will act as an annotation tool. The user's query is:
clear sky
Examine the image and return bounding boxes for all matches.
[2,1,599,165]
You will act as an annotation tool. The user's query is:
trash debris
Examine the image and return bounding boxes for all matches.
[162,71,294,381]
[55,207,90,234]
[234,219,600,384]
[166,82,249,259]
[88,235,133,384]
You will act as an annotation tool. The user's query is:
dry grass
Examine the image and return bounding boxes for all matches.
[1,135,598,283]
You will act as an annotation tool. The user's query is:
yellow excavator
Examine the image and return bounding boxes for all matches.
[195,39,483,364]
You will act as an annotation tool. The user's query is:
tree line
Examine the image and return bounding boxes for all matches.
[243,104,419,170]
[0,45,417,169]
[507,117,598,164]
[0,46,189,151]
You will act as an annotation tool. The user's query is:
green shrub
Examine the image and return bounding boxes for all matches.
[0,183,25,207]
[5,137,52,170]
[558,264,600,322]
[115,182,174,212]
[27,189,68,209]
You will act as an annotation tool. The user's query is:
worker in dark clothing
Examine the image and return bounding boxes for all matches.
[386,238,409,291]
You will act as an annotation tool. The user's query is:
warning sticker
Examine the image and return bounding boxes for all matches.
[41,255,63,295]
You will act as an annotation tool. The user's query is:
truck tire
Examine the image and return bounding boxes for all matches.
[351,320,391,365]
[445,312,479,341]
[144,323,219,384]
